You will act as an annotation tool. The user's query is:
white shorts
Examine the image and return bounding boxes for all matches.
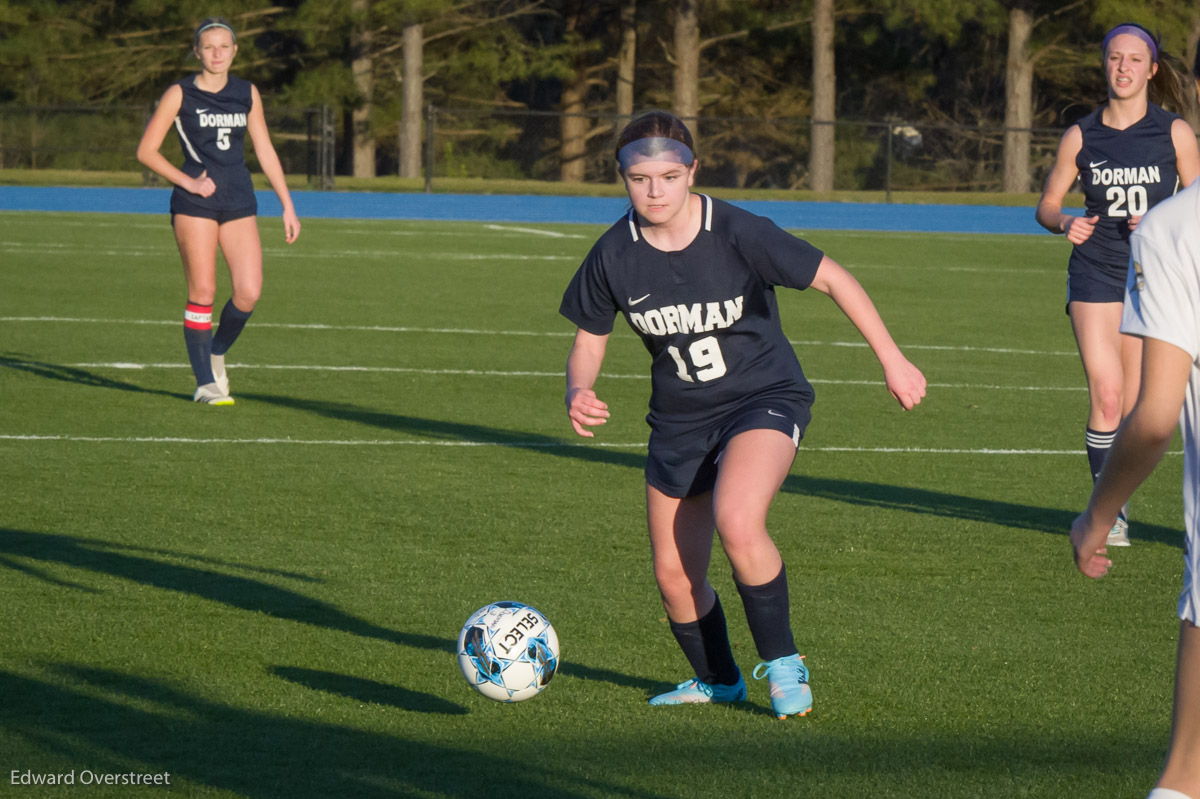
[1180,540,1199,624]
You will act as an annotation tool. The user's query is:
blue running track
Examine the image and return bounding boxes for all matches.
[0,186,1047,235]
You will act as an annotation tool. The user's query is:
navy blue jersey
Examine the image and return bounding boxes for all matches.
[171,74,256,211]
[560,194,824,429]
[1070,103,1181,286]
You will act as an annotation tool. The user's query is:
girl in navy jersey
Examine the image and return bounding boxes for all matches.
[1036,23,1199,545]
[137,17,300,405]
[560,111,926,719]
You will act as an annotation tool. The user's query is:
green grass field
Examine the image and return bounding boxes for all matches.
[0,210,1185,798]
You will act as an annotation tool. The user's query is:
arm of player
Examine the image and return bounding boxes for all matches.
[247,84,301,244]
[565,328,611,437]
[1130,120,1200,232]
[1035,125,1098,244]
[809,256,927,410]
[1072,336,1191,578]
[1171,118,1200,190]
[135,85,215,198]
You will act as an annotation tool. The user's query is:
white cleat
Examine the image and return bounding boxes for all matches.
[193,382,234,406]
[1107,517,1131,547]
[211,353,230,396]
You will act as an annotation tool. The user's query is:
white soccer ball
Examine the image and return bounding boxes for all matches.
[457,601,560,702]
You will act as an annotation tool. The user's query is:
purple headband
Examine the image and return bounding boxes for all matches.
[617,137,695,171]
[1103,24,1157,62]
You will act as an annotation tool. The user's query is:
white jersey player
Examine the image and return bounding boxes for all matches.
[1069,48,1200,799]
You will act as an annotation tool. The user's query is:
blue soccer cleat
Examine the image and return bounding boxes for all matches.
[753,654,811,719]
[648,672,746,706]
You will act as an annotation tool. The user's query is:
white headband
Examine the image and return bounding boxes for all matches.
[617,137,695,170]
[196,22,236,43]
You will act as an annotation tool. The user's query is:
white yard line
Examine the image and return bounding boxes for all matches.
[2,433,1163,456]
[484,224,585,239]
[0,316,1078,356]
[57,361,1085,391]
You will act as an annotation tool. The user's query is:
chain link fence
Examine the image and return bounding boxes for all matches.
[0,102,1067,196]
[423,107,1066,195]
[0,104,334,188]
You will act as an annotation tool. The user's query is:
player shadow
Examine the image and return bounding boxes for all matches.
[270,666,469,716]
[241,392,1180,545]
[782,474,1183,547]
[240,391,648,471]
[0,353,191,401]
[0,527,659,694]
[0,664,1169,796]
[0,664,666,799]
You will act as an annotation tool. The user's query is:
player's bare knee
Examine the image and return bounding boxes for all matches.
[231,288,260,310]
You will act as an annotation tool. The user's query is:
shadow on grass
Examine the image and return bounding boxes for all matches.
[244,391,1182,547]
[0,664,1168,797]
[782,474,1183,547]
[9,358,1156,547]
[241,391,649,471]
[0,353,190,401]
[0,664,666,798]
[0,528,660,694]
[271,666,468,715]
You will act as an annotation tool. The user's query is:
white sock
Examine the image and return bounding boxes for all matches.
[1147,789,1193,799]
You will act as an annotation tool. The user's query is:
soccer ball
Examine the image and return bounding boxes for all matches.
[457,601,559,702]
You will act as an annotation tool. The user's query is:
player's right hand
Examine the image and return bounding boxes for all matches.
[190,170,217,198]
[565,387,609,438]
[1063,215,1099,245]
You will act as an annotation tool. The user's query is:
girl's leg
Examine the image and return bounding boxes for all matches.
[713,428,812,718]
[1157,620,1200,798]
[1070,301,1127,477]
[1070,301,1134,541]
[646,485,741,693]
[712,429,797,659]
[173,215,220,387]
[1121,331,1144,418]
[212,216,263,356]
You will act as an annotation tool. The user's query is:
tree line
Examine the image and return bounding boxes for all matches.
[1,0,1198,191]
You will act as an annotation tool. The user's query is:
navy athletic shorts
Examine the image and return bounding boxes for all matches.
[646,394,813,498]
[1065,269,1126,313]
[170,192,257,225]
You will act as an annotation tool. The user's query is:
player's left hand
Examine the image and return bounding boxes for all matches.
[883,358,927,410]
[283,210,301,244]
[1070,510,1113,579]
[1127,214,1143,233]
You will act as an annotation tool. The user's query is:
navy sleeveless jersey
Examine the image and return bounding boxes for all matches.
[171,74,256,211]
[560,195,824,429]
[1070,103,1181,286]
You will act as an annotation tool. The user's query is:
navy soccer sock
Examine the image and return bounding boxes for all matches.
[211,299,253,356]
[1084,427,1118,520]
[736,565,799,662]
[1085,427,1117,483]
[667,594,741,686]
[183,302,215,386]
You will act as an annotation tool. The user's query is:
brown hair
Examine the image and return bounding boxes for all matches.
[1104,24,1190,113]
[193,17,236,50]
[614,111,695,163]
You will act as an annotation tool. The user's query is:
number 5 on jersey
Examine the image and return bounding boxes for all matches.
[667,335,727,382]
[216,127,231,150]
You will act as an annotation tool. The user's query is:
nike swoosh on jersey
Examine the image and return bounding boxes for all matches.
[196,108,209,114]
[1089,160,1107,168]
[767,409,787,418]
[628,293,651,306]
